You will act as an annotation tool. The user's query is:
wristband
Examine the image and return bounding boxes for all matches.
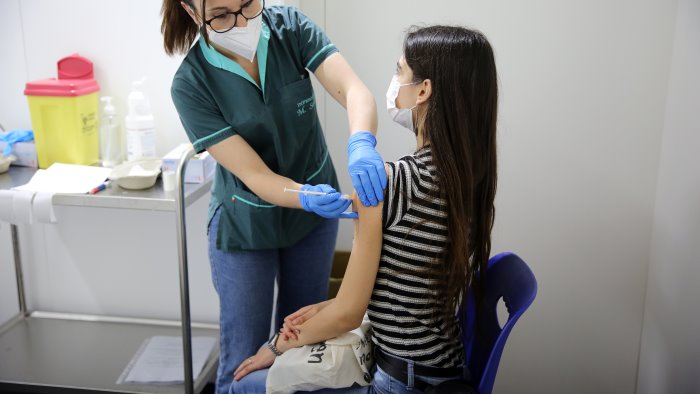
[267,333,283,356]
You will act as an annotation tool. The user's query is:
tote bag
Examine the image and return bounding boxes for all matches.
[266,315,374,394]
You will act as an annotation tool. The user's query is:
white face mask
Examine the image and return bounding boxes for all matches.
[386,75,419,132]
[207,15,262,62]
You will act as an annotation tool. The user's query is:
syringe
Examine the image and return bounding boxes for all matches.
[283,187,352,200]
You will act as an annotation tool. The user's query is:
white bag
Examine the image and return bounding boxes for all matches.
[266,315,374,394]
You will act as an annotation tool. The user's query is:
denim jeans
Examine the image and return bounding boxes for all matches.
[229,360,461,393]
[208,207,338,394]
[371,364,462,394]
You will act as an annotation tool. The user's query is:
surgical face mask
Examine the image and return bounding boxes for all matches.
[206,15,262,62]
[386,75,419,133]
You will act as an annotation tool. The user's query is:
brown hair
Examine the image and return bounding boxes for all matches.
[161,0,200,56]
[404,26,498,335]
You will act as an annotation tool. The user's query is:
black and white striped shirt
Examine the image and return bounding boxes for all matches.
[368,146,465,368]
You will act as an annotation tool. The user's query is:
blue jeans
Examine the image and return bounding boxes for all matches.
[208,207,338,394]
[230,361,460,393]
[370,364,462,394]
[231,368,370,394]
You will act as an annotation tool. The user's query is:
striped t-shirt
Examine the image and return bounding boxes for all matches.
[368,146,465,368]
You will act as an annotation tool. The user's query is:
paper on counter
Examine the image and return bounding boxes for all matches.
[117,336,217,385]
[8,163,111,225]
[13,163,111,194]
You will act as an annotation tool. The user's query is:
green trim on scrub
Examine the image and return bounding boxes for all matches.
[305,43,335,70]
[232,194,276,208]
[193,125,233,150]
[258,22,270,93]
[305,150,329,182]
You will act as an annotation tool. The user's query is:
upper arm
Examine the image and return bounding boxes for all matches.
[334,193,385,325]
[282,7,355,108]
[287,6,338,72]
[314,52,365,108]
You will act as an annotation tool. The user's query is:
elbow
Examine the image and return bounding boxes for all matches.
[336,307,365,332]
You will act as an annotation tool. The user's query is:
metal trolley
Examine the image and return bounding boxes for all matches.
[0,146,217,394]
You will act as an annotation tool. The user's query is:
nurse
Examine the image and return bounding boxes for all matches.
[161,1,384,393]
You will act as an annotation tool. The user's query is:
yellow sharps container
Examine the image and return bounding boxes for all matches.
[24,53,100,168]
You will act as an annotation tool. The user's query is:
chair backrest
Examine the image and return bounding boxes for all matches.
[459,252,537,394]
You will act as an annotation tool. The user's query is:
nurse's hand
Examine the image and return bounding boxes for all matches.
[348,131,387,207]
[299,184,358,219]
[233,346,276,381]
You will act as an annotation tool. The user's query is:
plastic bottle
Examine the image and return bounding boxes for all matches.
[99,97,123,167]
[125,79,156,161]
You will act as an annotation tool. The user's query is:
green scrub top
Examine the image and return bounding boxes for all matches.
[171,6,341,252]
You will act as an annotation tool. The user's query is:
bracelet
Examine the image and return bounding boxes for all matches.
[267,333,283,356]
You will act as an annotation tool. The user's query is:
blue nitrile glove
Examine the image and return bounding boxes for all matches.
[0,130,34,157]
[299,184,357,219]
[347,131,387,207]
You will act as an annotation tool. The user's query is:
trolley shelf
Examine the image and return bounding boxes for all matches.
[0,315,218,393]
[1,146,213,393]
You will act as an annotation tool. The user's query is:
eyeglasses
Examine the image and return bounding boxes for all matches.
[204,0,265,33]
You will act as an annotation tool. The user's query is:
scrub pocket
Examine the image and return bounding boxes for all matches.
[303,149,334,184]
[280,77,316,124]
[273,77,319,161]
[218,185,281,251]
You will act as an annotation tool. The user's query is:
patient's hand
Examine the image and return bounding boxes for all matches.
[233,344,276,381]
[280,299,333,341]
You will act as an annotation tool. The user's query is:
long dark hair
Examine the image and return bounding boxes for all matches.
[404,26,498,335]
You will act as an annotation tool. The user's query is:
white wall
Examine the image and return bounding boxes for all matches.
[0,0,30,131]
[301,0,680,392]
[637,0,700,392]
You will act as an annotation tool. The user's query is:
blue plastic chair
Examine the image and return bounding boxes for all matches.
[459,252,537,394]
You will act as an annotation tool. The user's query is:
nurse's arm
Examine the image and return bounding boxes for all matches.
[206,135,304,208]
[314,52,377,135]
[276,191,384,352]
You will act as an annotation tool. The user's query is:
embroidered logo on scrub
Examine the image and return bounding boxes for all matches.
[296,95,315,117]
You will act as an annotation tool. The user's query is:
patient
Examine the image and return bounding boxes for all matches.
[231,25,499,394]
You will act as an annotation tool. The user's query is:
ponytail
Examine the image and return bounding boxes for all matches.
[161,0,199,56]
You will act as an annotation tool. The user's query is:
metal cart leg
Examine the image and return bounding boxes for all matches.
[175,146,197,394]
[11,224,28,317]
[0,224,29,336]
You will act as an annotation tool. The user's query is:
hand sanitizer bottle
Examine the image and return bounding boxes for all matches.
[99,96,123,167]
[125,79,156,161]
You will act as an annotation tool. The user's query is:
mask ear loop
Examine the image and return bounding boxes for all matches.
[410,80,429,136]
[395,79,421,134]
[396,79,420,110]
[409,78,430,109]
